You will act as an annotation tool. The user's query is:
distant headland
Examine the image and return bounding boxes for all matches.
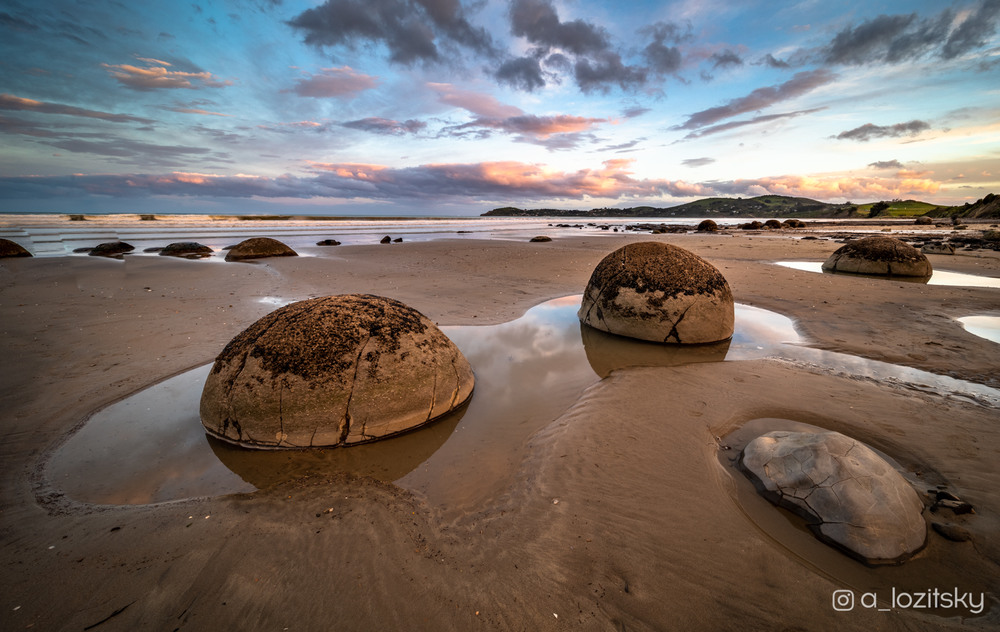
[482,193,1000,220]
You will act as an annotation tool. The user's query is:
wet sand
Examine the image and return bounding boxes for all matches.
[1,228,999,630]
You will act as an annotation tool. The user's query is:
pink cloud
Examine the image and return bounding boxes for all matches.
[428,82,523,118]
[289,67,378,98]
[102,62,232,91]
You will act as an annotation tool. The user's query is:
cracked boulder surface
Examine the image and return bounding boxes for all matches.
[224,237,298,262]
[200,294,474,448]
[821,235,932,277]
[577,242,734,344]
[740,430,927,565]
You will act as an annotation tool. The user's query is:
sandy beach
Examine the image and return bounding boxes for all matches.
[1,223,999,630]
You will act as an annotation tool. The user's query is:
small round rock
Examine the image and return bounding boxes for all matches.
[822,235,931,277]
[200,294,475,448]
[578,242,734,344]
[224,237,297,262]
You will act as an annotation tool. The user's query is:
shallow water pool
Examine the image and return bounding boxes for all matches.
[47,296,999,507]
[776,261,1000,288]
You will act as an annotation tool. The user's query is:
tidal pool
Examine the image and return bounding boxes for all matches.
[776,261,1000,288]
[958,316,1000,344]
[46,296,999,508]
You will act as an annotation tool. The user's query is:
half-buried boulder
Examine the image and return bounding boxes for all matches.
[224,237,297,262]
[822,235,931,277]
[159,242,213,258]
[696,219,718,232]
[88,241,134,258]
[740,430,926,564]
[578,242,734,344]
[0,238,32,258]
[200,294,475,448]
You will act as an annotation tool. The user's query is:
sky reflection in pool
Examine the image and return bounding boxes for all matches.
[47,295,998,507]
[958,316,1000,344]
[776,261,1000,288]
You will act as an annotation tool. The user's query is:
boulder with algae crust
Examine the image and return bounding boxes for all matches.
[822,235,931,277]
[741,430,927,564]
[578,242,734,344]
[200,294,474,448]
[224,237,297,262]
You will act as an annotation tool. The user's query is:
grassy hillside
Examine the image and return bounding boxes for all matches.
[856,200,943,217]
[928,193,1000,220]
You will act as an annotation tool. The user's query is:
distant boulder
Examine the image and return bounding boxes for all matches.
[200,294,475,448]
[380,235,392,244]
[579,242,734,344]
[782,219,806,228]
[763,219,782,229]
[529,235,552,242]
[822,235,932,277]
[316,239,341,246]
[921,242,955,255]
[224,237,297,262]
[159,242,213,258]
[0,238,32,258]
[740,221,763,230]
[696,219,718,232]
[88,241,134,258]
[741,430,926,564]
[915,216,933,225]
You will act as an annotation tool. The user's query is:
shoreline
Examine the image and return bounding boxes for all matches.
[1,229,998,630]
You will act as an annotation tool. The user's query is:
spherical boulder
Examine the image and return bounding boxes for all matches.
[200,294,475,448]
[88,241,134,258]
[224,237,297,262]
[578,242,734,344]
[741,430,926,564]
[822,235,931,277]
[159,242,213,258]
[0,238,32,258]
[696,219,718,232]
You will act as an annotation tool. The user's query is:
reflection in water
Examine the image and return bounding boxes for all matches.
[776,261,1000,288]
[48,295,999,506]
[958,316,1000,344]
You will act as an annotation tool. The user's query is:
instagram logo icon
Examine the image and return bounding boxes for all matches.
[832,590,855,611]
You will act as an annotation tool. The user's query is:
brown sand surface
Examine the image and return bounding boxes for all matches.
[1,229,998,630]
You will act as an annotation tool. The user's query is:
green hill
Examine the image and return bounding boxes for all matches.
[928,193,1000,220]
[482,195,856,218]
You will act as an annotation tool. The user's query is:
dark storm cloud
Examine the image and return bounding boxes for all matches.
[825,1,1000,65]
[711,50,743,69]
[509,0,609,55]
[342,117,427,135]
[287,0,496,65]
[836,120,931,141]
[761,54,791,69]
[676,70,835,130]
[574,52,647,93]
[942,0,1000,59]
[503,0,655,93]
[494,56,546,91]
[680,108,826,140]
[869,160,905,169]
[0,93,154,124]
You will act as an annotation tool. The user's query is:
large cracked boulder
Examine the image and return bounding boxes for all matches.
[0,238,32,258]
[740,430,926,564]
[200,294,474,448]
[578,242,734,344]
[224,237,297,262]
[822,236,932,277]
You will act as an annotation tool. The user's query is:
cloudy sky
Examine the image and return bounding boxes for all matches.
[1,0,999,215]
